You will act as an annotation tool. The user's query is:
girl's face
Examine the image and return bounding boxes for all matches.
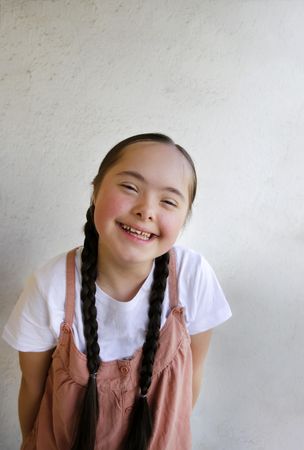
[93,141,193,269]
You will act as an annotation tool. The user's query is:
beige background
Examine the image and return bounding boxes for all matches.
[1,1,303,449]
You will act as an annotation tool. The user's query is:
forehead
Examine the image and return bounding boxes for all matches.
[111,141,193,196]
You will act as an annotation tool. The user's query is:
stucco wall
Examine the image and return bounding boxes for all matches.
[1,1,303,449]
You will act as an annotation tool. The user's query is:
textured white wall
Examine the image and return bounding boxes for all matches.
[1,1,303,449]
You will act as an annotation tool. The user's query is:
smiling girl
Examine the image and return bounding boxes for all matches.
[3,133,232,450]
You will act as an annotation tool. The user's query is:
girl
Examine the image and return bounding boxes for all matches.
[3,133,232,450]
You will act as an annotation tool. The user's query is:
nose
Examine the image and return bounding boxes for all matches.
[132,197,155,221]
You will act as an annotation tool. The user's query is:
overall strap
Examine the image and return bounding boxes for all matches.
[65,247,78,326]
[168,248,179,309]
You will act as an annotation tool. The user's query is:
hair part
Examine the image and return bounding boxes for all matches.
[74,133,196,449]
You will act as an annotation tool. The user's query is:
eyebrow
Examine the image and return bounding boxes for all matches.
[116,170,186,202]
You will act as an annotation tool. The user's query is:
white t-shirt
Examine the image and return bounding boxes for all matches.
[2,245,232,361]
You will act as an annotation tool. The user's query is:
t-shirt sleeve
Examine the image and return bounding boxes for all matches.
[2,274,58,352]
[178,248,232,335]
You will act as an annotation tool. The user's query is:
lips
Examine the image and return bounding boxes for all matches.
[118,222,157,241]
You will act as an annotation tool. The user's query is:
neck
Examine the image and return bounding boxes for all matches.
[96,250,153,302]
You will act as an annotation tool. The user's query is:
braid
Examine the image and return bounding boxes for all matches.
[140,252,170,396]
[125,251,170,450]
[72,205,100,450]
[81,205,100,374]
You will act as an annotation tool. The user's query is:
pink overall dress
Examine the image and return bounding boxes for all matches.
[22,248,193,450]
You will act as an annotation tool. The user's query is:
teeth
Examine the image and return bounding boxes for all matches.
[121,223,152,240]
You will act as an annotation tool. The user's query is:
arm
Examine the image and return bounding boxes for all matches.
[18,350,54,441]
[190,330,212,407]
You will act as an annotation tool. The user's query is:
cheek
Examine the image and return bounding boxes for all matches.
[159,212,185,238]
[94,191,129,227]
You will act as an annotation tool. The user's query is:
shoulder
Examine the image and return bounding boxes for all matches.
[171,243,225,295]
[33,246,82,295]
[171,244,232,333]
[2,247,83,352]
[172,244,211,280]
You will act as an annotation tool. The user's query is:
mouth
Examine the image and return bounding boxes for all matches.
[118,222,157,241]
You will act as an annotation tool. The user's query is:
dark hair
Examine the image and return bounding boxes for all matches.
[72,133,197,450]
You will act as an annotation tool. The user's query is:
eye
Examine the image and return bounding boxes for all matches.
[162,199,178,207]
[120,183,138,192]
